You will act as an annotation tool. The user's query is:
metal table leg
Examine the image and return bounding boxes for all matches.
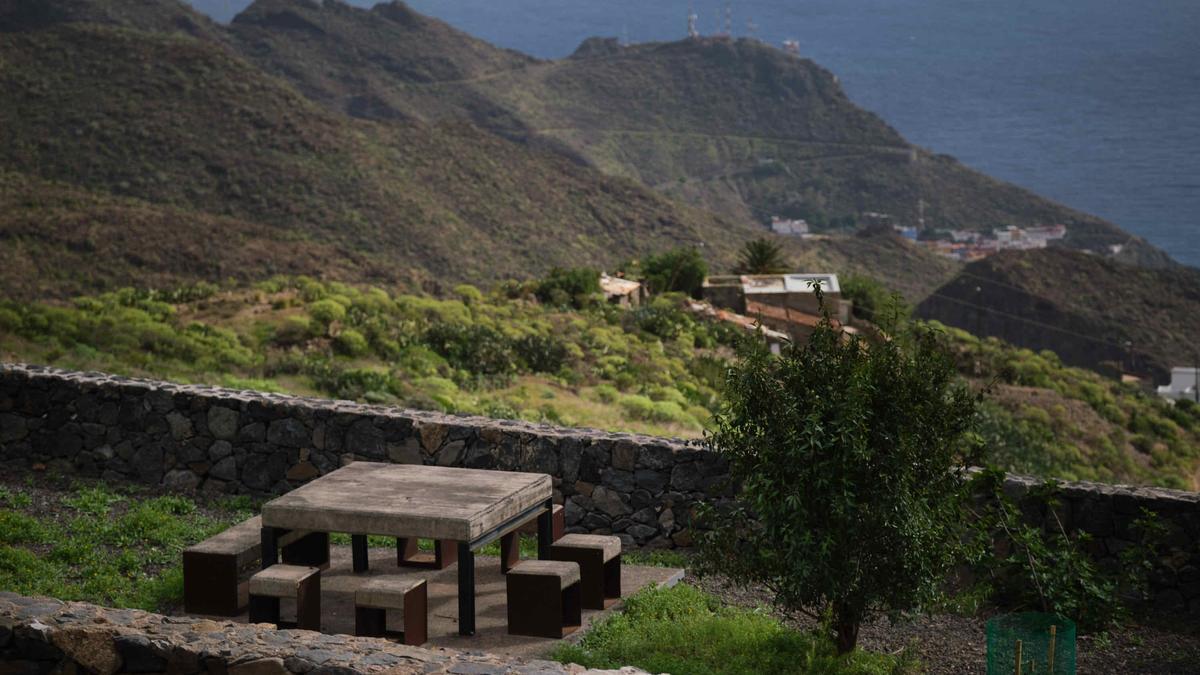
[352,534,369,573]
[457,542,475,636]
[537,498,554,560]
[261,526,281,570]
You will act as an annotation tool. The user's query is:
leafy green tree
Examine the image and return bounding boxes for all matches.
[840,274,910,324]
[699,287,980,654]
[641,247,708,297]
[733,238,790,274]
[535,267,601,308]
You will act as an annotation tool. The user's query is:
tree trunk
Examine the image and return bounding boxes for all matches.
[834,619,860,654]
[835,598,864,653]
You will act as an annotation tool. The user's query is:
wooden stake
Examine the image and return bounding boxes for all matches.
[1015,639,1024,675]
[1047,625,1057,673]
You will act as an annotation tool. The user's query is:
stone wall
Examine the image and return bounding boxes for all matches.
[0,363,722,551]
[1,363,1197,612]
[0,592,640,675]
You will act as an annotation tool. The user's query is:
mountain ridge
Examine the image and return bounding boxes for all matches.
[217,0,1171,267]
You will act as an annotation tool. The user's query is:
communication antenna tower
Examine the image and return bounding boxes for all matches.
[723,2,732,37]
[747,18,758,40]
[687,1,699,39]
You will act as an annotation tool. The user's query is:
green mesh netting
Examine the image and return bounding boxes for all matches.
[986,612,1076,675]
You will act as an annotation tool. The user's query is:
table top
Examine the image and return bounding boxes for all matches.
[261,462,552,543]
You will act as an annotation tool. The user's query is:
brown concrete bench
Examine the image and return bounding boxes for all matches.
[354,577,428,645]
[396,537,457,570]
[248,564,321,631]
[548,533,621,609]
[502,503,565,572]
[183,515,328,616]
[505,560,581,639]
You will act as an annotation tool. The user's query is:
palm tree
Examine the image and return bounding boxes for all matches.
[734,238,790,274]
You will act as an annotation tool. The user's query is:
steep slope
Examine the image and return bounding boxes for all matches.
[0,17,758,299]
[221,0,1168,267]
[229,0,536,133]
[0,0,224,40]
[917,248,1200,382]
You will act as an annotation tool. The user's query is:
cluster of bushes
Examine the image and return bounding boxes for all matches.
[0,273,744,436]
[0,288,255,375]
[935,324,1200,489]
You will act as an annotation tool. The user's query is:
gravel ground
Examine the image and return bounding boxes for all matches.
[690,572,1200,674]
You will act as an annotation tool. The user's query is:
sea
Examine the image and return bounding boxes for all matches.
[191,0,1200,267]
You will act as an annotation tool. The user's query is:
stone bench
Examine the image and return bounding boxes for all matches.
[354,577,428,645]
[183,516,328,616]
[548,533,621,609]
[248,564,321,631]
[505,560,581,639]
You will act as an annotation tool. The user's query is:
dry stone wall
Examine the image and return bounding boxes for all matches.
[0,363,1197,613]
[0,363,721,551]
[0,592,642,675]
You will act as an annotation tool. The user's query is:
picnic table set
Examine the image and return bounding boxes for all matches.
[182,462,622,643]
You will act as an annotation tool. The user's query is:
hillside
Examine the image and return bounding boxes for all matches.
[0,11,767,299]
[220,0,1169,266]
[2,277,1196,489]
[917,248,1200,382]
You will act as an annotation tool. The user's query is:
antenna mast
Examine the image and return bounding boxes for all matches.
[723,2,732,37]
[687,1,699,39]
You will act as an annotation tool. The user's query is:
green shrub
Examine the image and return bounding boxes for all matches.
[535,267,601,308]
[513,334,569,373]
[333,329,369,357]
[308,299,346,330]
[841,275,909,324]
[966,470,1164,629]
[453,284,485,305]
[272,315,312,346]
[628,297,693,341]
[619,394,657,421]
[423,323,515,376]
[641,247,708,297]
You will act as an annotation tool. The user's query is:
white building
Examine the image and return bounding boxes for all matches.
[770,217,809,236]
[1157,367,1200,402]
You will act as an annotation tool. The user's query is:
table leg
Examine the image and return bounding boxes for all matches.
[352,534,369,573]
[537,498,554,560]
[261,526,280,570]
[457,542,475,636]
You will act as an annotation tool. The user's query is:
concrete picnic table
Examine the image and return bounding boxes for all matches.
[259,462,554,636]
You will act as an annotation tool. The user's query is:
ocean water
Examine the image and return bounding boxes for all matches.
[191,0,1200,267]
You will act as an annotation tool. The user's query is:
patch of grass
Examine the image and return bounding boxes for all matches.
[0,487,32,509]
[551,584,917,675]
[0,481,248,611]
